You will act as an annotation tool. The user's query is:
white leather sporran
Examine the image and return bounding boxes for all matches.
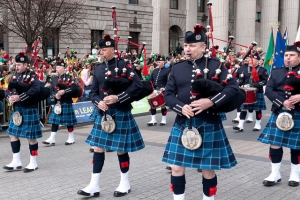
[181,127,202,150]
[12,111,22,126]
[54,101,62,115]
[101,114,116,133]
[276,112,294,131]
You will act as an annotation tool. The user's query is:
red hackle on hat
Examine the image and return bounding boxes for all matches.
[18,52,25,57]
[294,41,300,47]
[104,35,111,41]
[194,24,203,35]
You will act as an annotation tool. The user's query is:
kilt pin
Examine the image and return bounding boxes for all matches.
[162,118,236,170]
[48,103,77,126]
[86,109,145,153]
[7,105,42,139]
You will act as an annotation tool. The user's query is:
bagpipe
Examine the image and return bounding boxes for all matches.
[7,71,50,101]
[54,73,83,98]
[101,6,153,103]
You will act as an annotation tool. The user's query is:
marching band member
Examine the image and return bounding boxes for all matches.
[233,53,268,132]
[258,43,300,187]
[3,52,41,173]
[77,35,144,197]
[147,55,170,126]
[43,61,78,146]
[162,24,239,200]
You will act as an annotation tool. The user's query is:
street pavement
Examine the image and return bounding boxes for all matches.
[0,99,300,200]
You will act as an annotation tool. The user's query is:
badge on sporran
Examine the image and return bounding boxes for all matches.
[181,119,202,150]
[276,112,294,131]
[13,111,22,126]
[101,113,116,133]
[54,101,62,115]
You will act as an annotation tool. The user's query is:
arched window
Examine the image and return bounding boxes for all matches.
[169,26,179,53]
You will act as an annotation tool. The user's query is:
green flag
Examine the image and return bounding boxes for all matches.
[264,28,274,74]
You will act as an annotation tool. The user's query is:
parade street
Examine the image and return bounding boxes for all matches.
[0,99,299,200]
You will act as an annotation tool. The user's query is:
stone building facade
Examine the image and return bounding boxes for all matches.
[0,0,300,58]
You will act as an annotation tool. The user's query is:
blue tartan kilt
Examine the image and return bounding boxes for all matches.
[219,112,227,121]
[7,106,42,139]
[240,92,266,110]
[86,109,145,152]
[162,118,237,170]
[89,107,99,121]
[258,110,300,150]
[48,103,77,126]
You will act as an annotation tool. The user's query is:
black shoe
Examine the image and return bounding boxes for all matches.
[288,181,299,187]
[65,142,75,145]
[113,189,131,197]
[89,148,94,153]
[42,141,55,146]
[263,179,281,186]
[166,166,171,170]
[253,128,261,131]
[197,168,202,172]
[160,122,166,126]
[232,119,239,123]
[147,122,157,126]
[233,126,243,132]
[77,190,100,197]
[3,165,22,171]
[246,120,253,123]
[23,167,38,173]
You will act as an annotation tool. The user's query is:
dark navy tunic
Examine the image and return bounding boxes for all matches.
[89,58,143,111]
[236,64,268,93]
[150,66,170,89]
[165,56,240,124]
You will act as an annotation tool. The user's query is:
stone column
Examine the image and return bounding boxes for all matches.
[260,0,279,50]
[281,0,299,44]
[235,0,256,52]
[186,0,198,32]
[152,0,169,54]
[209,0,229,48]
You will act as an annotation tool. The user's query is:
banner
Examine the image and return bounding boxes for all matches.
[72,101,94,123]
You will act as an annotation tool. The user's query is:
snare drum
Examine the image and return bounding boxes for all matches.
[148,91,165,109]
[242,87,257,104]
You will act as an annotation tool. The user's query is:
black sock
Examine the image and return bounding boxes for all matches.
[170,175,186,195]
[256,110,262,120]
[240,111,247,120]
[150,109,156,115]
[51,124,59,132]
[118,153,130,173]
[202,175,218,197]
[11,140,21,153]
[29,143,38,156]
[161,108,167,116]
[93,152,105,173]
[269,147,283,163]
[290,149,300,164]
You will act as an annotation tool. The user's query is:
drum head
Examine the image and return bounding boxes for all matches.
[101,114,116,133]
[181,127,202,150]
[276,112,294,131]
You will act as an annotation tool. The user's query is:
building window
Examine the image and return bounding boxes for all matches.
[91,30,103,52]
[169,26,179,53]
[0,25,3,49]
[170,0,178,9]
[42,28,59,58]
[129,0,138,4]
[129,32,139,54]
[198,0,205,12]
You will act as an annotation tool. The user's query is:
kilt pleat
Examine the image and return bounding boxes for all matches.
[86,109,145,152]
[258,110,300,150]
[162,118,237,170]
[7,106,42,139]
[48,103,77,126]
[89,107,99,121]
[240,92,266,110]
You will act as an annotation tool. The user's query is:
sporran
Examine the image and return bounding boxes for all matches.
[54,101,62,115]
[181,127,202,150]
[101,114,116,133]
[12,111,22,126]
[276,112,294,131]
